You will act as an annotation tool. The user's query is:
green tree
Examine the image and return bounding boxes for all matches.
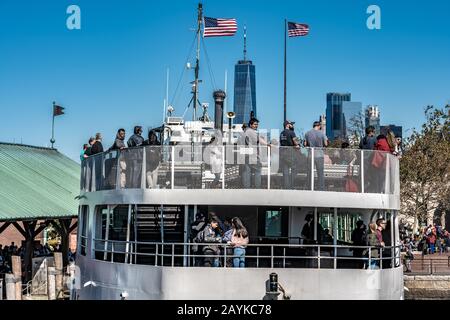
[400,105,450,232]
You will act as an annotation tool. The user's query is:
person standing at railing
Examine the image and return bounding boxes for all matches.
[91,133,104,190]
[241,118,269,189]
[304,121,329,191]
[371,130,396,193]
[366,223,381,269]
[229,217,249,268]
[110,129,127,188]
[351,220,367,268]
[280,120,300,189]
[359,126,376,192]
[126,126,144,188]
[144,130,161,189]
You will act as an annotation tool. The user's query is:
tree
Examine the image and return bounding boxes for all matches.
[347,111,365,147]
[400,105,450,232]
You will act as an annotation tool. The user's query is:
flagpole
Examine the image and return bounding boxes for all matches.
[284,19,287,123]
[51,101,56,149]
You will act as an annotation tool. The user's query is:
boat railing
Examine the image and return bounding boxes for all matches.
[90,238,402,270]
[80,146,399,195]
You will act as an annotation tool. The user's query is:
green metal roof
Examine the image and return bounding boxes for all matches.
[0,143,80,221]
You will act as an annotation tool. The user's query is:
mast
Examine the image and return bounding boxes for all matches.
[284,19,287,123]
[193,3,203,121]
[243,25,247,61]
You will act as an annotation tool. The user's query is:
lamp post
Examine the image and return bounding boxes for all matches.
[226,112,235,145]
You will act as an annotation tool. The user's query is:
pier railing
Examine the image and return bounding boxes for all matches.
[80,146,399,195]
[91,238,402,270]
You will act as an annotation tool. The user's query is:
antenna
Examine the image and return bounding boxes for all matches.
[224,70,228,114]
[163,68,169,122]
[243,25,247,61]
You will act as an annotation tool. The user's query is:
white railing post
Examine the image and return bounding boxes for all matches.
[171,146,175,189]
[271,246,274,269]
[224,245,227,268]
[360,150,365,193]
[311,148,315,190]
[172,244,175,267]
[115,152,121,190]
[155,244,158,266]
[222,145,225,189]
[267,146,271,190]
[318,246,321,269]
[141,147,146,189]
[384,154,390,194]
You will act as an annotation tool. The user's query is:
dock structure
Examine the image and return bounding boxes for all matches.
[0,143,80,299]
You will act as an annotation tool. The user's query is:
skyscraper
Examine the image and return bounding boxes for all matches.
[326,93,351,140]
[233,27,256,125]
[365,105,381,136]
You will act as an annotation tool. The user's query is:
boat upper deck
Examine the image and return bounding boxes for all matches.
[79,145,400,209]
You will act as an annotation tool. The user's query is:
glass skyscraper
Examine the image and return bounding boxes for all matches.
[326,93,351,140]
[342,101,363,139]
[233,60,256,125]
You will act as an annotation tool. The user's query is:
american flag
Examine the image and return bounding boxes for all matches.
[288,22,309,37]
[203,17,237,37]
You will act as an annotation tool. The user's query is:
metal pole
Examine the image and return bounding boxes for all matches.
[311,148,315,190]
[283,19,287,123]
[51,101,55,148]
[222,145,225,189]
[267,146,271,189]
[171,146,175,189]
[125,204,132,263]
[183,205,189,267]
[360,150,365,193]
[104,205,111,261]
[333,208,338,269]
[193,3,202,121]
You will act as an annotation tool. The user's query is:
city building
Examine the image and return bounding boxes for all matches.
[326,93,351,140]
[365,105,381,136]
[381,124,403,139]
[233,27,256,125]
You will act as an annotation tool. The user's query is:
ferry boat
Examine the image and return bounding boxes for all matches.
[73,4,403,300]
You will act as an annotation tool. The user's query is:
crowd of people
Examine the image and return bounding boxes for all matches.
[80,118,402,193]
[0,241,75,275]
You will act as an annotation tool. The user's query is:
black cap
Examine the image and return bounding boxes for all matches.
[284,120,295,127]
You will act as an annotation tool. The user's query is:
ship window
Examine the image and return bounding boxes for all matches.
[265,211,282,237]
[319,212,361,243]
[78,205,89,256]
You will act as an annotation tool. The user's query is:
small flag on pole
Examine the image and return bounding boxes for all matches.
[203,17,237,37]
[53,104,65,116]
[288,22,309,37]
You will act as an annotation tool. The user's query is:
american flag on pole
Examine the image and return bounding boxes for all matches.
[203,17,237,37]
[288,22,309,37]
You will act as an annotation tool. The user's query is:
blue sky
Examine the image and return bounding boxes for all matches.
[0,0,449,162]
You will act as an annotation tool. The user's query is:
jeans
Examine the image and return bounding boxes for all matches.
[242,164,261,188]
[369,259,379,270]
[281,162,293,189]
[233,247,246,268]
[429,243,435,254]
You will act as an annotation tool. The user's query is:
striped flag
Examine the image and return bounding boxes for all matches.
[288,22,309,37]
[203,17,237,37]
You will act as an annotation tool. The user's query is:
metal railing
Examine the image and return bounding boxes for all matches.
[91,238,402,270]
[404,256,450,275]
[80,146,399,195]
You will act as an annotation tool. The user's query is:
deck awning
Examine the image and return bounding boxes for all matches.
[0,143,80,221]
